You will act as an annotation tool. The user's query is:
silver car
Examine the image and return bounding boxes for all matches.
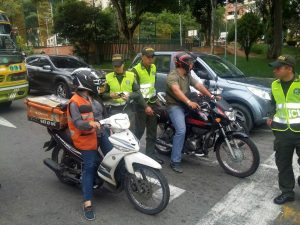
[131,51,272,131]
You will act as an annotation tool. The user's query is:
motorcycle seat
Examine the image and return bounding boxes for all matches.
[56,128,73,146]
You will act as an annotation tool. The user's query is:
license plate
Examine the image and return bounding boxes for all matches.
[9,64,22,72]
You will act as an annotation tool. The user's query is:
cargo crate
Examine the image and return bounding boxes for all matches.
[25,95,69,129]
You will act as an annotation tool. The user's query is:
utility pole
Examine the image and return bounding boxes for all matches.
[224,0,228,60]
[210,0,215,54]
[179,0,182,47]
[234,0,237,65]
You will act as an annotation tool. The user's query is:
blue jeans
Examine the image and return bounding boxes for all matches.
[80,150,99,201]
[98,130,113,155]
[167,105,186,164]
[81,131,113,201]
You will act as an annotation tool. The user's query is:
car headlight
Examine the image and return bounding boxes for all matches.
[247,87,271,100]
[225,111,236,121]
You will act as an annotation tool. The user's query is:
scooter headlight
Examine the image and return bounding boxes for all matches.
[225,111,236,121]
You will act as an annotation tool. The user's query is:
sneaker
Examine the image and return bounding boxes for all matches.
[170,163,183,173]
[273,193,295,205]
[82,204,95,221]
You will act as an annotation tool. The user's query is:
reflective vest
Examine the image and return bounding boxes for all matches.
[105,71,135,106]
[133,62,156,99]
[271,77,300,132]
[67,93,97,150]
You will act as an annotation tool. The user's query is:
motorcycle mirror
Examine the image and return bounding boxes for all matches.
[204,80,210,88]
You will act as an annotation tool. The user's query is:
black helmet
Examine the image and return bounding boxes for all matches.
[174,52,195,73]
[71,68,102,95]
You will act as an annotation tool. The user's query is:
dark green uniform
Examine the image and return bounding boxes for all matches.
[132,62,157,156]
[271,75,300,197]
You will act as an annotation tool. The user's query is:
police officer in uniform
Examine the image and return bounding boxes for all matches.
[102,54,141,132]
[131,47,163,164]
[267,55,300,204]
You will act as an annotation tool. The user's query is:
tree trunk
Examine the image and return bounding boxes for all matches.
[127,31,135,59]
[210,0,216,54]
[267,0,283,59]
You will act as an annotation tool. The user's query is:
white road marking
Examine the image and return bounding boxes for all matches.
[0,116,16,128]
[135,174,186,203]
[169,185,186,202]
[196,153,300,225]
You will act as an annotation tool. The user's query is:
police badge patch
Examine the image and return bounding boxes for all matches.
[294,88,300,95]
[126,80,131,85]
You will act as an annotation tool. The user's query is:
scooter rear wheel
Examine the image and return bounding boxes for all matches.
[52,147,80,185]
[124,164,170,215]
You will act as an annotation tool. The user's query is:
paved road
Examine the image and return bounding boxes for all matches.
[0,97,299,225]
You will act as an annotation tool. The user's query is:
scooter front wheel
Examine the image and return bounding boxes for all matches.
[124,164,170,215]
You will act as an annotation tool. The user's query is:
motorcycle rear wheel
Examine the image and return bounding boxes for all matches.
[124,164,170,215]
[215,136,260,178]
[155,124,172,155]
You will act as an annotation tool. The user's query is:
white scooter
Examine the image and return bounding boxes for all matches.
[43,113,170,215]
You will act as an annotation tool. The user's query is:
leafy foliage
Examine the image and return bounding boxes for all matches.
[228,13,263,60]
[53,0,117,60]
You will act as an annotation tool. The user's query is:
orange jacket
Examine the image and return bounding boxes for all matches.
[67,93,97,150]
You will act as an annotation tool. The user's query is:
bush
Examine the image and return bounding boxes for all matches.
[251,44,267,55]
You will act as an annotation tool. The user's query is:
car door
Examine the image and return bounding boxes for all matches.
[25,57,40,89]
[34,57,55,91]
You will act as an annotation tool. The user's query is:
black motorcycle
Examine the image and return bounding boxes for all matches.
[155,92,260,178]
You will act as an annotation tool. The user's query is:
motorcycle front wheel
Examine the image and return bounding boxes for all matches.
[215,135,260,178]
[124,164,170,215]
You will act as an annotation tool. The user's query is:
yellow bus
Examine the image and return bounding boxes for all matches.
[0,10,11,35]
[0,10,28,107]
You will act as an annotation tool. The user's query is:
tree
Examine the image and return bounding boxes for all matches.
[228,13,263,60]
[110,0,180,56]
[256,0,283,59]
[191,0,212,46]
[191,0,243,47]
[140,10,198,41]
[283,0,300,43]
[0,0,22,21]
[53,0,117,61]
[23,0,39,46]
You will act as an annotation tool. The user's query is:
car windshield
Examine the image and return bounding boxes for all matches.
[200,55,245,78]
[0,35,16,51]
[50,56,88,69]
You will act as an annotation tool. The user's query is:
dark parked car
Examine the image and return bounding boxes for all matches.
[130,51,272,130]
[25,54,105,98]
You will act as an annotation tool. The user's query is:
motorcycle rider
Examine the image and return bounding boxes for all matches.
[166,52,215,173]
[67,68,113,221]
[102,54,142,133]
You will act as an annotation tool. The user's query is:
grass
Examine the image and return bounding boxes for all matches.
[222,45,300,78]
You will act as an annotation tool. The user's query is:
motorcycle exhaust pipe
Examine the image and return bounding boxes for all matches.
[43,158,81,185]
[156,139,172,148]
[43,158,61,173]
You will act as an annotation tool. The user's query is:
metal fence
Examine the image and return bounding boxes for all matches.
[97,39,194,61]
